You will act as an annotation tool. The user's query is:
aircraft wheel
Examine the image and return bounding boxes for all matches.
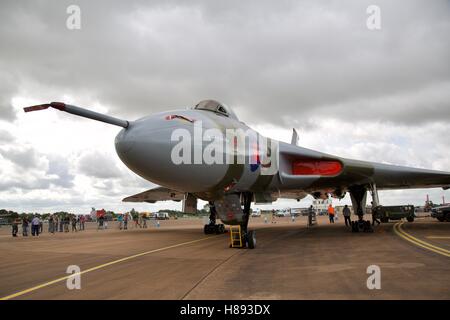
[437,217,445,222]
[364,221,373,232]
[204,225,214,234]
[407,216,414,222]
[247,230,256,249]
[381,217,389,223]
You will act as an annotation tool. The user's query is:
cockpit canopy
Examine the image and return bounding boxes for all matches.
[193,99,238,120]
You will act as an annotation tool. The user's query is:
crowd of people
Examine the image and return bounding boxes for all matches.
[11,214,87,237]
[10,210,157,237]
[93,209,151,231]
[115,212,149,230]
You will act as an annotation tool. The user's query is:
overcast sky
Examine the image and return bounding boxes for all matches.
[0,0,449,214]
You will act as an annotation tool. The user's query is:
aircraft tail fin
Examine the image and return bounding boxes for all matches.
[24,102,129,128]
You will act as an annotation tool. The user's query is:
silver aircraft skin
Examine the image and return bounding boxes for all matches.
[24,100,450,245]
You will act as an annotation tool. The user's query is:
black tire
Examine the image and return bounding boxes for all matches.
[364,221,373,232]
[407,216,414,222]
[381,217,389,223]
[204,224,214,234]
[247,230,256,249]
[446,213,450,222]
[437,217,445,222]
[351,221,358,233]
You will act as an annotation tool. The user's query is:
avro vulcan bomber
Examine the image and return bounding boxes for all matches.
[25,100,450,248]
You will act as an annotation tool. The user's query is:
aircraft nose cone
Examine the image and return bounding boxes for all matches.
[115,122,183,189]
[114,113,230,193]
[115,128,135,155]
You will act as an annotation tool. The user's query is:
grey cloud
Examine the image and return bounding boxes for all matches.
[77,151,122,179]
[0,176,51,191]
[0,130,15,143]
[311,82,450,126]
[0,74,18,121]
[0,0,449,211]
[0,101,15,121]
[0,146,40,169]
[0,146,75,190]
[47,155,75,188]
[0,0,448,125]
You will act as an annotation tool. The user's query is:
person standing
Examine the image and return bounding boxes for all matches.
[48,215,54,234]
[59,215,64,232]
[117,214,123,230]
[54,215,59,233]
[327,204,335,223]
[133,212,140,228]
[80,215,85,231]
[31,215,40,236]
[12,218,20,237]
[142,213,147,228]
[308,205,315,227]
[97,215,104,230]
[71,216,77,232]
[64,216,70,232]
[343,205,351,227]
[22,216,29,236]
[124,212,129,230]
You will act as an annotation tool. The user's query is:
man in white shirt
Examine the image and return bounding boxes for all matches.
[31,215,40,236]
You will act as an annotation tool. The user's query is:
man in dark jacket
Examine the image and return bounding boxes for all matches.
[343,205,351,227]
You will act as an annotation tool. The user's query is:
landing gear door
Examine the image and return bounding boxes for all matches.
[215,194,244,225]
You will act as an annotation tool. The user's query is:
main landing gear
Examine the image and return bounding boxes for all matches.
[349,185,374,233]
[205,193,256,249]
[234,192,256,249]
[204,201,226,235]
[351,219,374,233]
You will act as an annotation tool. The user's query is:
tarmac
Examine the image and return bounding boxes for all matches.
[0,214,449,300]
